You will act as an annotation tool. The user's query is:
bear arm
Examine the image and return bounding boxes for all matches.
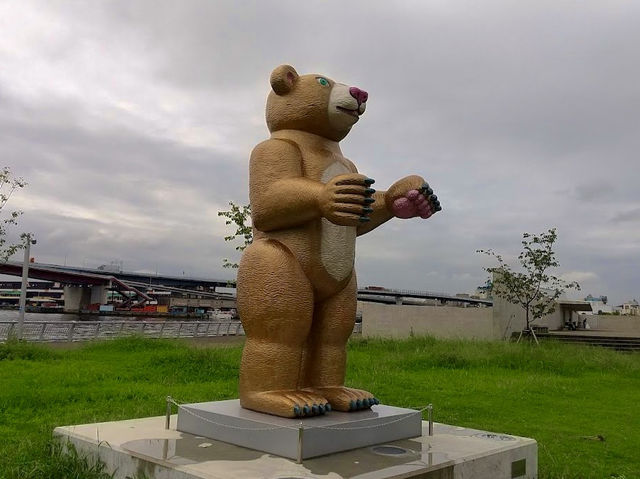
[250,139,324,232]
[356,190,394,236]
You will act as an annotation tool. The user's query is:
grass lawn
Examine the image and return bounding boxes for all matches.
[0,336,638,478]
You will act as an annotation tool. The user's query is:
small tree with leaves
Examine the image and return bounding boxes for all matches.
[1,167,28,262]
[477,228,580,334]
[217,202,252,269]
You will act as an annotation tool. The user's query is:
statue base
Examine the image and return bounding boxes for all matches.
[176,399,422,460]
[54,404,537,478]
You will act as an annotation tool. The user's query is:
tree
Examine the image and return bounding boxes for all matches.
[217,202,252,269]
[0,167,28,262]
[477,228,580,338]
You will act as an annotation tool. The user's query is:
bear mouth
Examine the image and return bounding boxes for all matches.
[337,106,360,118]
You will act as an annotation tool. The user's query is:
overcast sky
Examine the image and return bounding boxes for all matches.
[2,1,639,305]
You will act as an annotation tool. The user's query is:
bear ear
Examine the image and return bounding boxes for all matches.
[270,65,298,95]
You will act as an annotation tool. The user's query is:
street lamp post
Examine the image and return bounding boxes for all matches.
[17,234,36,340]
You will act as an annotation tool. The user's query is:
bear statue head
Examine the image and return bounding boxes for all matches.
[266,64,368,142]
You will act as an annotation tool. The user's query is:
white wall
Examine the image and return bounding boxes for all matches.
[359,301,640,341]
[581,314,640,335]
[361,302,494,340]
[491,295,564,339]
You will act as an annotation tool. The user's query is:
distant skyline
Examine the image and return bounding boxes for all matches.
[2,1,639,305]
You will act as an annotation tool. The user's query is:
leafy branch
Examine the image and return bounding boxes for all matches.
[0,167,28,262]
[217,202,252,269]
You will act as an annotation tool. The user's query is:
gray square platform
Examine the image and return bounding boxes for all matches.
[176,399,422,460]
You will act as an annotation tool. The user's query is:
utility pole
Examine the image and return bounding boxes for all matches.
[17,234,36,340]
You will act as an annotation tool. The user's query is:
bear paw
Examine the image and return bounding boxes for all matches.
[241,390,331,418]
[306,386,379,412]
[392,183,441,219]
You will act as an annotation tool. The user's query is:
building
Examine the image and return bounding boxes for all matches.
[616,300,639,316]
[584,294,612,314]
[474,281,492,300]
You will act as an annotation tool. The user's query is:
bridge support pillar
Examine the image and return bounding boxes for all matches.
[64,286,91,312]
[90,285,107,305]
[395,296,403,305]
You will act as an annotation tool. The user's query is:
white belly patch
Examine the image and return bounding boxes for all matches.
[320,162,357,281]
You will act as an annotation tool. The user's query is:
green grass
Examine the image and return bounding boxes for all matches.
[0,336,638,478]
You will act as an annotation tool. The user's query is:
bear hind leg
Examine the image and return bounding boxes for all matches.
[302,274,378,411]
[237,239,329,418]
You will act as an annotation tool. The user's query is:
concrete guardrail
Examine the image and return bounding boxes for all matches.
[0,320,362,343]
[0,320,244,343]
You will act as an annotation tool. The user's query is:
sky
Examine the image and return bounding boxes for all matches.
[1,1,639,305]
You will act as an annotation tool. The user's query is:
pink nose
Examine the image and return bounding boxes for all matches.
[349,87,368,105]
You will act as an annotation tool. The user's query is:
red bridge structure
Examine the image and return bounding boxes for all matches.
[0,261,152,312]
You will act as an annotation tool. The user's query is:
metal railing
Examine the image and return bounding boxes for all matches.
[0,320,245,343]
[0,320,363,343]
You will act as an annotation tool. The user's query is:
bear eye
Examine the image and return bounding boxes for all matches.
[316,77,330,87]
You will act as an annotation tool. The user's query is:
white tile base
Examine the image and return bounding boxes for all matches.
[55,414,537,478]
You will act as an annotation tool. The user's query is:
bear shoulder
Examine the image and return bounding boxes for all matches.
[250,138,304,182]
[251,138,301,165]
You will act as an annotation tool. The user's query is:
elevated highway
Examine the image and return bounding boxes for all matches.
[0,261,154,311]
[2,261,490,311]
[27,262,233,290]
[357,288,492,306]
[0,261,233,312]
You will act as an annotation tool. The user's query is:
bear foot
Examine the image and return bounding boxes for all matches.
[306,386,379,412]
[241,390,331,418]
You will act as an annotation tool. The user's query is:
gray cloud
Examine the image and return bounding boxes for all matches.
[2,1,639,304]
[611,208,640,224]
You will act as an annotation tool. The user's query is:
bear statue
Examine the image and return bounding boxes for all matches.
[236,65,441,418]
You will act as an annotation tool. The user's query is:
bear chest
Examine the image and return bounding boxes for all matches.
[320,162,357,282]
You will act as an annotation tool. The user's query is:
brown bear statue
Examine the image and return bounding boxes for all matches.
[236,65,441,418]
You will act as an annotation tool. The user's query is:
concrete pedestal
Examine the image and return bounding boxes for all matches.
[177,400,422,460]
[55,409,537,478]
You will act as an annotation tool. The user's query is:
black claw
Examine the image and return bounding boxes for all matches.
[421,183,433,196]
[365,188,376,195]
[356,399,363,409]
[349,400,356,410]
[359,216,371,222]
[363,207,373,214]
[364,197,375,204]
[318,404,325,414]
[429,194,438,202]
[303,405,311,415]
[364,178,376,185]
[373,397,380,405]
[312,404,319,414]
[325,403,332,412]
[293,405,301,416]
[435,205,442,212]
